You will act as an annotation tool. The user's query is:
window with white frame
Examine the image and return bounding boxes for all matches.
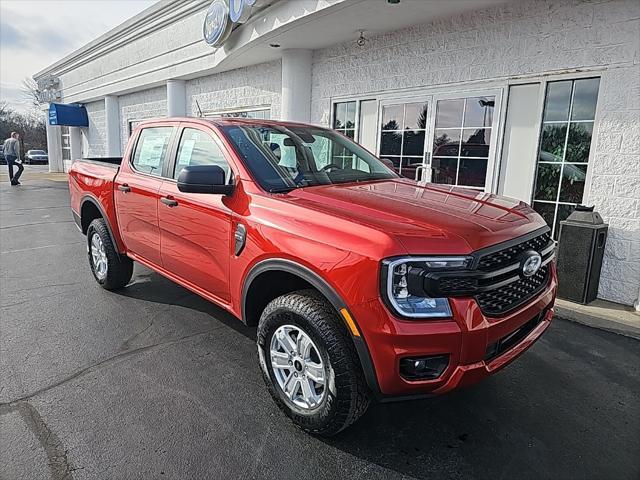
[61,126,71,160]
[333,102,357,138]
[332,101,358,168]
[532,78,600,239]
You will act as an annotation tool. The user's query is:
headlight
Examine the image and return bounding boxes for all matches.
[382,256,472,319]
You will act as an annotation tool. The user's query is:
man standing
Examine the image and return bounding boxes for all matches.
[3,132,24,186]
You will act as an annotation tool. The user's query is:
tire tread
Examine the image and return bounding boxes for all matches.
[257,289,370,436]
[87,218,133,290]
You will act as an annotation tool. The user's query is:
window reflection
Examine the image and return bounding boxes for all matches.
[435,99,464,128]
[539,124,567,162]
[433,129,461,156]
[380,102,428,179]
[463,97,495,127]
[333,101,357,166]
[432,157,457,184]
[543,81,572,122]
[532,77,600,239]
[571,78,600,121]
[458,159,487,187]
[566,122,593,163]
[430,96,494,189]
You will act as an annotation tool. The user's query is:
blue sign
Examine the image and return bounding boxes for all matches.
[203,0,258,48]
[48,103,88,127]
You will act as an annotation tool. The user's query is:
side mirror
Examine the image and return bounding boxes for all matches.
[177,165,234,195]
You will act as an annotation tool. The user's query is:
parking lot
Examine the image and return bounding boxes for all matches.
[1,177,639,480]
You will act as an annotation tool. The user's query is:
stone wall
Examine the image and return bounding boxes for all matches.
[118,86,168,151]
[84,101,106,157]
[186,61,282,118]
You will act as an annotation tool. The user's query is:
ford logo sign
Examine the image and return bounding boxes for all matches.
[203,0,259,48]
[520,250,542,277]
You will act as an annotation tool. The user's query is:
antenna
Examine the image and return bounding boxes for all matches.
[195,99,204,118]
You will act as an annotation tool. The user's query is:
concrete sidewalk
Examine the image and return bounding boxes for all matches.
[555,298,640,340]
[0,165,68,183]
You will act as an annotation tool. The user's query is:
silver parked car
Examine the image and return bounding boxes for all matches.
[25,149,48,164]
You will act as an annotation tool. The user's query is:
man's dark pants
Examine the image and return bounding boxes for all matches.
[6,155,24,184]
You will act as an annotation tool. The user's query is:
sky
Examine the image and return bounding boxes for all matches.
[0,0,158,113]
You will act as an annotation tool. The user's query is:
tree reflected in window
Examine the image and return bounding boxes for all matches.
[532,78,600,239]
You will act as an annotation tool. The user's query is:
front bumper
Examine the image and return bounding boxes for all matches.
[350,264,558,398]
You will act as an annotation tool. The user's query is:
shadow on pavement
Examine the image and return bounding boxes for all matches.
[116,268,257,342]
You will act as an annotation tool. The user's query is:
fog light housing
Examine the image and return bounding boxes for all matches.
[399,354,449,380]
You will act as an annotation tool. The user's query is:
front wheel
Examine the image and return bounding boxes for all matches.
[87,218,133,290]
[257,290,370,436]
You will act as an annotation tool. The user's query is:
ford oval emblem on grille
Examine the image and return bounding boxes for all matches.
[520,250,542,277]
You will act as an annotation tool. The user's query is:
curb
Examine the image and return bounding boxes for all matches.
[554,306,640,341]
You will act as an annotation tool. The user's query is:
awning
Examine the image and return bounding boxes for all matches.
[48,103,88,127]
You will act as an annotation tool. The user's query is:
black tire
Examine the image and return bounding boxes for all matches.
[257,290,370,436]
[86,218,133,290]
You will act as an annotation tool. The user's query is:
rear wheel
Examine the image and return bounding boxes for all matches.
[87,218,133,290]
[257,290,370,436]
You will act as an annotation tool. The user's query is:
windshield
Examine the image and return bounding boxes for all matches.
[30,150,46,155]
[220,124,398,192]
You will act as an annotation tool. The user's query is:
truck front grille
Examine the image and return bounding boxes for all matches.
[422,229,554,317]
[477,231,552,272]
[475,265,550,316]
[473,230,553,316]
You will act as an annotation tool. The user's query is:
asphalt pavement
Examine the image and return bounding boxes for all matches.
[1,177,639,480]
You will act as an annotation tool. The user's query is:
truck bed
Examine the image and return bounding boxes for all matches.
[77,157,122,167]
[68,157,121,241]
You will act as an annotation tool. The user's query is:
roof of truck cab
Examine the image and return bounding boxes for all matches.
[134,117,322,129]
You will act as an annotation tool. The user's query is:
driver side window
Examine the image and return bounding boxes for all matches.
[174,128,231,182]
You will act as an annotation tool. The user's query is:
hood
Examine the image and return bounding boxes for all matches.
[286,179,546,254]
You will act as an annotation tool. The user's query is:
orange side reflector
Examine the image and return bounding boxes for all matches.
[340,308,360,337]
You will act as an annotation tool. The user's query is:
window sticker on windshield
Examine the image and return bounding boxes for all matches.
[138,136,166,168]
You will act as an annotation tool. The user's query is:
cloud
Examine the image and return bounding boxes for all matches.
[1,16,74,52]
[0,19,28,49]
[0,0,157,112]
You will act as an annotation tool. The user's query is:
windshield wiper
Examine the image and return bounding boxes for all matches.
[268,186,296,193]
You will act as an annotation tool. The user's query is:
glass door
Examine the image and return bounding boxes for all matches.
[427,91,501,191]
[377,97,431,180]
[376,90,502,192]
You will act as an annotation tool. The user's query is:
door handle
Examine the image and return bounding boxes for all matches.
[118,184,131,193]
[160,196,178,207]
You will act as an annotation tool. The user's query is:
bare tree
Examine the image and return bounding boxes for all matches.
[21,77,45,110]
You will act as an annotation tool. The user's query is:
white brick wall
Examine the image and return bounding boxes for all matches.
[310,0,640,305]
[590,62,640,304]
[186,61,282,118]
[118,86,168,151]
[84,100,106,157]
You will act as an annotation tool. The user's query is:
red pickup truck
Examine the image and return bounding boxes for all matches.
[69,117,557,436]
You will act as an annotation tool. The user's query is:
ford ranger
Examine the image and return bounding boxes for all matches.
[69,117,557,436]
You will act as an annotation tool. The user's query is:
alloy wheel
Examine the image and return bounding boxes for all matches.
[269,325,327,410]
[90,232,108,280]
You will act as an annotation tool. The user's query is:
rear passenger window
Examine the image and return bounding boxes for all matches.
[131,127,173,176]
[174,128,231,182]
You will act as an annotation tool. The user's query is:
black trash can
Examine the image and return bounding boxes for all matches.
[556,205,608,304]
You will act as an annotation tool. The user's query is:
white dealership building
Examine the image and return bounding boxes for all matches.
[35,0,639,307]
